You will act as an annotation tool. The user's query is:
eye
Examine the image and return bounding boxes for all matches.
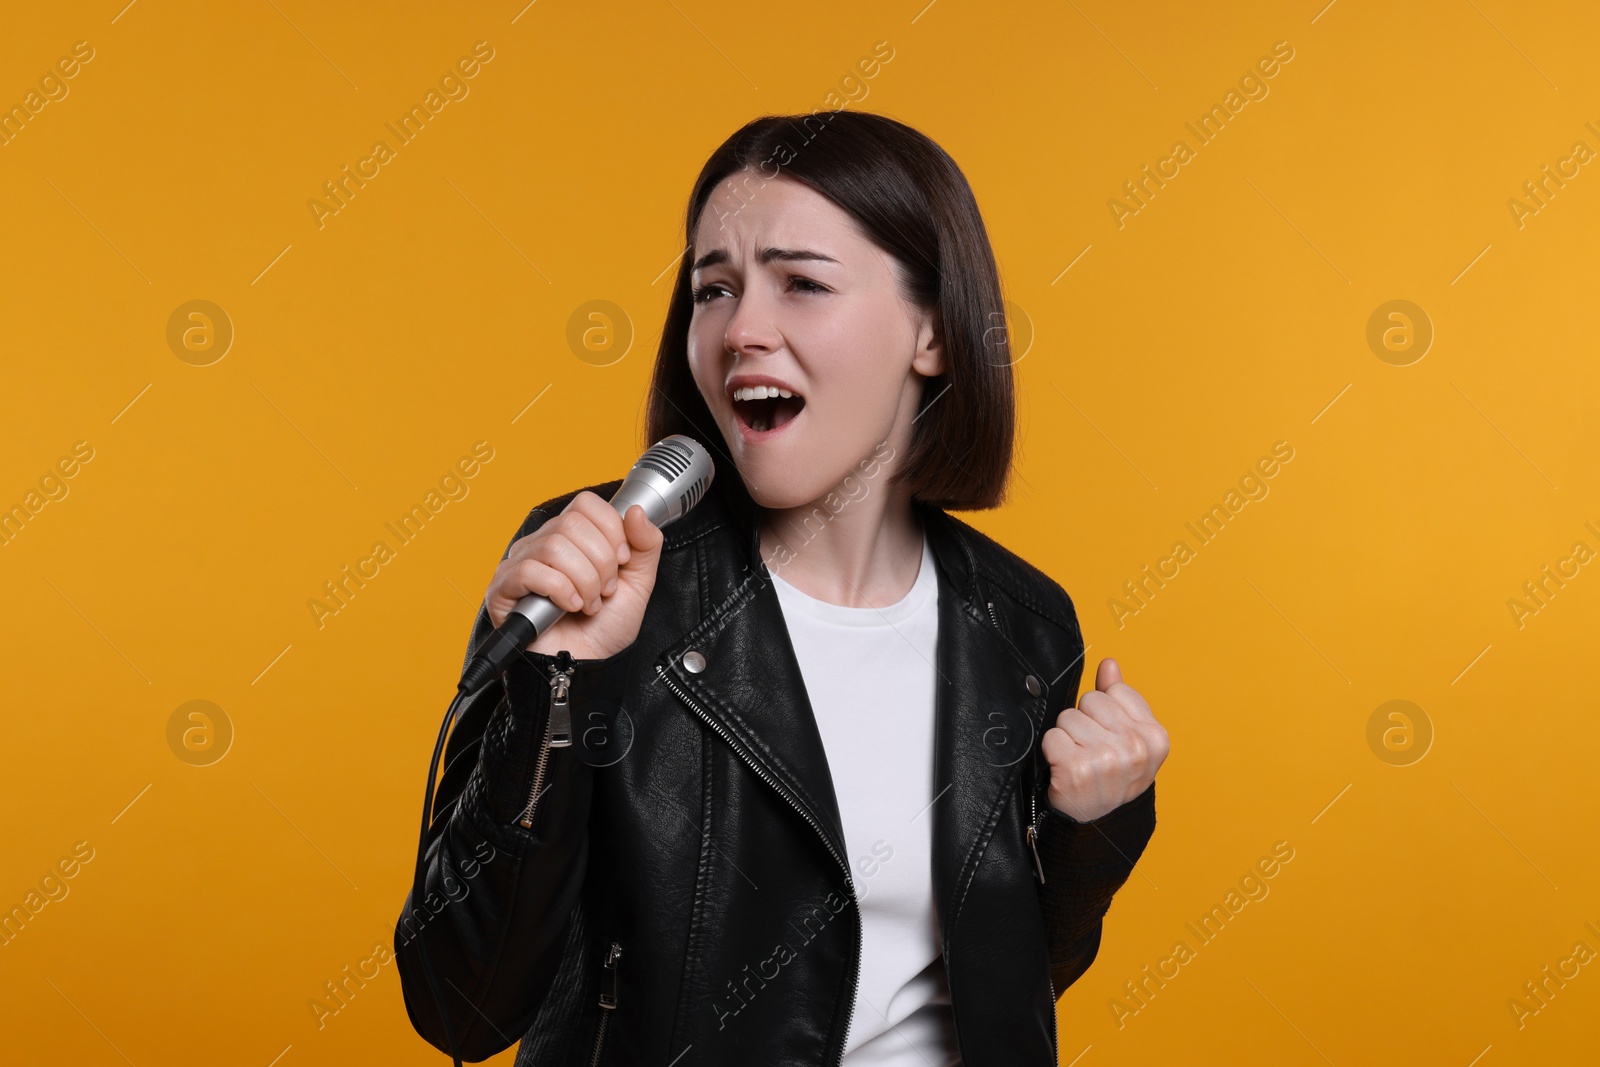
[691,282,730,304]
[787,275,828,294]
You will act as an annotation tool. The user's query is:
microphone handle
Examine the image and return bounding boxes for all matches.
[458,478,671,695]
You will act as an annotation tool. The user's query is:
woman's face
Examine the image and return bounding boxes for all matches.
[686,170,943,510]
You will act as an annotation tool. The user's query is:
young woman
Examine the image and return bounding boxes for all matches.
[398,111,1169,1067]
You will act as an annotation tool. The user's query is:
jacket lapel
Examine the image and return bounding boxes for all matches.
[924,518,1047,944]
[655,475,850,871]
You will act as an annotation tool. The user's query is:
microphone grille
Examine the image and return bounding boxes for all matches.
[679,471,708,513]
[637,437,694,482]
[633,435,714,521]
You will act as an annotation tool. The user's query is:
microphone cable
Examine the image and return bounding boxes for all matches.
[410,686,472,1067]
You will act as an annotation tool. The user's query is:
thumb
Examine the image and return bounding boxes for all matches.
[1096,656,1123,692]
[621,504,664,563]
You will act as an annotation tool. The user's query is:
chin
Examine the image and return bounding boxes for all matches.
[734,468,815,511]
[732,454,861,514]
[723,454,800,509]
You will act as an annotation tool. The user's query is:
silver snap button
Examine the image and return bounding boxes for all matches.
[1024,674,1041,697]
[683,650,706,673]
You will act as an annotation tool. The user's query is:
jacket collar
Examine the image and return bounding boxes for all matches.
[656,468,1046,946]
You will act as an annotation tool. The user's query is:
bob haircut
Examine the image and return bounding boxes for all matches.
[644,111,1016,512]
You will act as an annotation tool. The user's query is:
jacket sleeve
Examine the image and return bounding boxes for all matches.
[1031,588,1159,998]
[394,485,635,1060]
[1034,781,1156,996]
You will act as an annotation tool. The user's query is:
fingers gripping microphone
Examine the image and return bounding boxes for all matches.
[456,434,714,696]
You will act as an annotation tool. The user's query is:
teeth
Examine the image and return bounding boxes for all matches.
[732,385,796,401]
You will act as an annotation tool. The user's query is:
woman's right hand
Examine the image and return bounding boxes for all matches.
[485,491,665,661]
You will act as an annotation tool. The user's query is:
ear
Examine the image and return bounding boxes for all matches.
[912,305,945,378]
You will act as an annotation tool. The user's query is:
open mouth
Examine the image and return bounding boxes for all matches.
[731,385,805,434]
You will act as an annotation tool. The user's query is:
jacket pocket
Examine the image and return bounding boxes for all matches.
[589,940,622,1066]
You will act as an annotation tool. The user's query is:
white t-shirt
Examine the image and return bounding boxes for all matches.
[769,532,962,1066]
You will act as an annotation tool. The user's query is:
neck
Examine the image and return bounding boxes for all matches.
[757,476,925,609]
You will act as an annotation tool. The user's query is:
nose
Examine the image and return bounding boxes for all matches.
[723,285,781,356]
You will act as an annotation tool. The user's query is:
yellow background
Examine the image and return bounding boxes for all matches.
[3,0,1597,1063]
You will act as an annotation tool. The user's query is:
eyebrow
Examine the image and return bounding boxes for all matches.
[690,247,840,273]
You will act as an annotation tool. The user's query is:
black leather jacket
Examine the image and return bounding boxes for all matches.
[396,470,1157,1066]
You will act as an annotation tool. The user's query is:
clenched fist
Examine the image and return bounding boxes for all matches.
[1041,657,1169,823]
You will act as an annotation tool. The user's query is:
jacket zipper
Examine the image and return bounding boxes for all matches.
[655,662,861,1067]
[1046,966,1058,1062]
[1026,796,1046,884]
[515,651,575,829]
[589,940,622,1066]
[1034,765,1058,1063]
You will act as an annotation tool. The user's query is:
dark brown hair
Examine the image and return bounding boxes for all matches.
[644,111,1015,511]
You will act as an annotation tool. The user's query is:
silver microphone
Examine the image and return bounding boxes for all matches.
[458,434,714,694]
[508,434,714,639]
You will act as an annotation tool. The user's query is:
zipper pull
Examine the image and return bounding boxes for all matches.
[514,651,576,829]
[547,650,574,748]
[599,941,622,1009]
[1027,792,1046,884]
